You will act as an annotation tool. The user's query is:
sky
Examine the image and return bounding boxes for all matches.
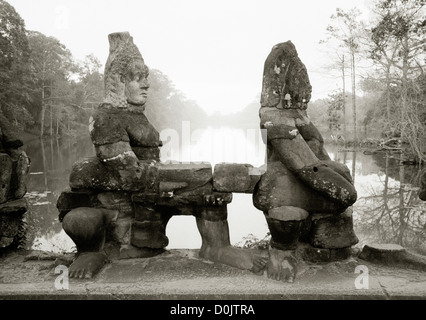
[9,0,370,115]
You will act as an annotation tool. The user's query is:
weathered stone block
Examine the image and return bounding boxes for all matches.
[69,157,158,192]
[0,198,27,238]
[358,243,426,271]
[157,162,212,193]
[69,157,121,190]
[132,180,231,209]
[213,163,260,193]
[309,208,359,249]
[159,181,188,198]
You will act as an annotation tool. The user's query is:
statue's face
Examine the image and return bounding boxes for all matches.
[124,61,150,106]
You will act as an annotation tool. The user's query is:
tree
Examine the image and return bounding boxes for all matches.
[323,7,366,143]
[0,0,31,126]
[26,31,76,136]
[369,0,426,162]
[73,54,103,109]
[145,69,208,132]
[326,90,345,134]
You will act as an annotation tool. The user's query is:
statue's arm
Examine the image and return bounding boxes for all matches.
[295,114,353,183]
[95,141,140,167]
[262,110,357,207]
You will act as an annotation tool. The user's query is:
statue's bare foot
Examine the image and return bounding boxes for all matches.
[202,245,268,273]
[252,250,269,274]
[68,252,107,279]
[266,247,297,282]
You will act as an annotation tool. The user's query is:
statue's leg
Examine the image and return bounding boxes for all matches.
[62,207,118,279]
[196,205,268,273]
[131,205,171,250]
[264,206,308,282]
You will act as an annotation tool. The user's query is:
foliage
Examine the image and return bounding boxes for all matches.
[317,0,425,162]
[235,232,270,250]
[321,7,367,143]
[0,0,31,121]
[326,90,344,132]
[145,68,209,133]
[367,0,426,162]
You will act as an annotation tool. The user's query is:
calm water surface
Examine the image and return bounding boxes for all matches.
[21,128,425,253]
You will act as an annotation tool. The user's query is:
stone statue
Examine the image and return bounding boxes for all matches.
[59,32,268,279]
[0,114,30,249]
[58,35,359,281]
[253,41,358,282]
[61,32,161,278]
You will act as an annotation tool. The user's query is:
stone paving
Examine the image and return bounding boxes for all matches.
[0,249,425,300]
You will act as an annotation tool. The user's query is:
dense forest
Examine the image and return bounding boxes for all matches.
[0,0,425,162]
[0,0,210,138]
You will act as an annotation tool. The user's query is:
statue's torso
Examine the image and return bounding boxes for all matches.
[90,103,161,160]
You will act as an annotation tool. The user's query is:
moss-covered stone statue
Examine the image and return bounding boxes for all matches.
[0,114,30,249]
[61,32,162,278]
[253,41,358,282]
[59,32,268,279]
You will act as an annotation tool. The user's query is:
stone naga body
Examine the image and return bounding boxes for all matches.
[253,41,358,282]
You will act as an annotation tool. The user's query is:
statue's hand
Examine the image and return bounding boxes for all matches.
[268,133,357,208]
[295,163,357,207]
[116,159,158,191]
[322,160,353,184]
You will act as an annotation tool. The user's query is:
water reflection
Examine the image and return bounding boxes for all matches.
[326,145,425,250]
[22,137,95,253]
[21,131,425,253]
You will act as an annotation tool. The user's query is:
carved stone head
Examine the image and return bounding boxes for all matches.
[104,32,150,109]
[260,41,312,110]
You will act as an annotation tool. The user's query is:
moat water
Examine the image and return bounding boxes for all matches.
[21,128,425,253]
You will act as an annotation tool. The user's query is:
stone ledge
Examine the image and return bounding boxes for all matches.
[1,249,425,301]
[359,243,426,272]
[212,163,261,193]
